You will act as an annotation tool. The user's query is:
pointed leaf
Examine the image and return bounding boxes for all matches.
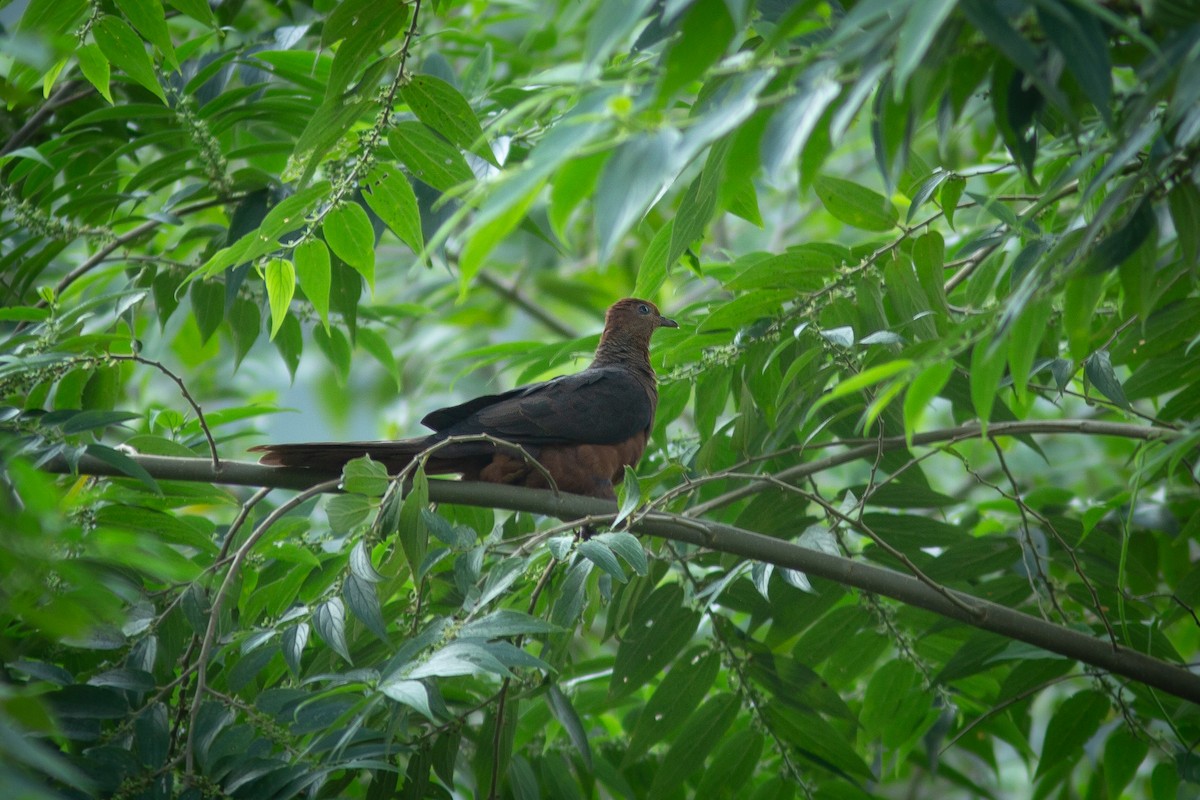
[625,648,720,763]
[364,169,423,254]
[263,257,295,340]
[313,598,352,663]
[609,584,701,700]
[293,239,331,330]
[546,685,592,771]
[93,15,166,102]
[401,74,496,165]
[648,693,740,796]
[379,678,436,720]
[577,540,626,583]
[282,623,309,675]
[344,574,388,640]
[322,203,375,292]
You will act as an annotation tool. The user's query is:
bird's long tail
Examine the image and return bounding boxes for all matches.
[250,438,458,474]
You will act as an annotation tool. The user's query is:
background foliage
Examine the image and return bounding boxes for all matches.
[2,0,1200,797]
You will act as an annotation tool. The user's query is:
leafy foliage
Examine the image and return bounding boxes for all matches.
[2,0,1199,798]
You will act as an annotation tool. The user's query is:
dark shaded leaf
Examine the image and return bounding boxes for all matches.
[609,584,701,700]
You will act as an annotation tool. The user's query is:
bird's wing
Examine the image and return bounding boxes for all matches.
[422,367,654,445]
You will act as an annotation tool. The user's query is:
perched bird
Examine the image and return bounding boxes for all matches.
[251,298,678,500]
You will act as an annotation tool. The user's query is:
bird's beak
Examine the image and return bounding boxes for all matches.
[658,314,679,329]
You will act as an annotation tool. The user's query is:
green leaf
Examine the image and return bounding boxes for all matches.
[76,43,112,103]
[459,610,561,639]
[93,15,167,103]
[326,493,372,534]
[460,180,542,293]
[1038,0,1112,124]
[625,648,720,763]
[585,0,656,66]
[903,361,954,445]
[357,327,402,390]
[595,128,686,262]
[609,584,701,700]
[349,540,385,584]
[940,176,965,229]
[1036,691,1109,778]
[725,248,837,291]
[344,573,388,640]
[342,456,389,497]
[761,67,840,181]
[282,623,308,675]
[633,223,673,299]
[577,540,626,583]
[379,678,435,721]
[364,169,423,254]
[1086,199,1156,274]
[387,121,475,193]
[860,660,934,749]
[401,74,497,165]
[322,203,376,292]
[969,340,1007,434]
[590,532,648,577]
[647,693,740,796]
[1085,350,1129,409]
[399,466,429,578]
[1104,726,1149,798]
[273,313,303,379]
[113,0,177,69]
[1007,296,1052,405]
[83,443,160,494]
[293,238,331,330]
[1063,273,1104,360]
[699,290,792,332]
[61,410,142,435]
[660,0,735,100]
[613,465,641,527]
[550,559,593,628]
[1168,180,1200,268]
[668,169,717,270]
[324,2,408,99]
[546,685,592,771]
[813,175,898,231]
[313,597,353,663]
[164,0,215,26]
[695,728,765,799]
[262,257,295,340]
[766,703,874,780]
[291,99,371,185]
[894,0,957,93]
[409,641,512,679]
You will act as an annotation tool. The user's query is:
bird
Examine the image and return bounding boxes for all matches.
[250,298,679,501]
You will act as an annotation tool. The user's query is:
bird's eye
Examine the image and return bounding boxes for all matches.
[638,303,651,314]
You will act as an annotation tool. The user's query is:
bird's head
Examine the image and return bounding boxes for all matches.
[604,298,678,337]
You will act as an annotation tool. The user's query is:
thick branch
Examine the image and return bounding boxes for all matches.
[688,419,1181,516]
[42,452,1200,705]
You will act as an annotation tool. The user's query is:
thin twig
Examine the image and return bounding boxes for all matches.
[940,673,1083,753]
[477,272,578,339]
[109,354,221,469]
[185,478,339,772]
[1,81,90,157]
[36,196,241,307]
[488,557,558,799]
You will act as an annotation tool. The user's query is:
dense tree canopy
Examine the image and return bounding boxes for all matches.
[2,0,1199,797]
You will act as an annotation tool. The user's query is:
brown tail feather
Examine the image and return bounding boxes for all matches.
[250,440,431,474]
[249,438,505,475]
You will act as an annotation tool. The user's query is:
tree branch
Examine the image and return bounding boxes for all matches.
[40,452,1200,706]
[686,419,1182,517]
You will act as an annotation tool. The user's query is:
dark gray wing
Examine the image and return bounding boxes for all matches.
[422,367,653,445]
